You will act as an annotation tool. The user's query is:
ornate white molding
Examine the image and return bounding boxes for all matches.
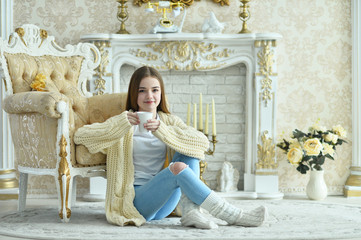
[345,0,361,197]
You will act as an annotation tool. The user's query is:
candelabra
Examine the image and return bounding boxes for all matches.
[239,0,251,33]
[199,134,218,185]
[187,94,217,185]
[116,0,130,34]
[205,134,217,156]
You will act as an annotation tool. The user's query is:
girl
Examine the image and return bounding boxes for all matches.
[74,66,266,229]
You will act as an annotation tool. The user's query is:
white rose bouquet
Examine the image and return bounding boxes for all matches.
[277,123,347,174]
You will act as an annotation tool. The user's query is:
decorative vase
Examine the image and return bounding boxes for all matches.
[306,170,328,200]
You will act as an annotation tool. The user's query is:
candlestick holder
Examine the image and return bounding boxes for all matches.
[199,134,218,185]
[239,0,251,34]
[116,0,130,34]
[199,159,207,184]
[205,134,217,156]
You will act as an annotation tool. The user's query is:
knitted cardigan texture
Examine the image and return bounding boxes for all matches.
[74,111,209,226]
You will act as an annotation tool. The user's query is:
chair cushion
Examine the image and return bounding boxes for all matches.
[88,93,127,124]
[73,93,128,166]
[75,145,106,166]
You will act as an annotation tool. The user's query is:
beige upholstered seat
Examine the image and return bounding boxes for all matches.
[0,24,126,222]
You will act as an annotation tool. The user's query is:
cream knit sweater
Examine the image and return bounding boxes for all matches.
[74,111,209,226]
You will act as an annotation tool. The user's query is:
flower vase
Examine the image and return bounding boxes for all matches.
[306,170,328,200]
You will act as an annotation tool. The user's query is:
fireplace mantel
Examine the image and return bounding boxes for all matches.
[81,33,283,199]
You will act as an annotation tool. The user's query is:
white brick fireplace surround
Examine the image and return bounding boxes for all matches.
[81,33,283,199]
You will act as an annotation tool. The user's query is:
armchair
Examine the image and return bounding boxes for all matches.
[0,24,126,222]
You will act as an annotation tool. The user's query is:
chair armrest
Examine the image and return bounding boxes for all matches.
[3,91,69,118]
[87,93,128,123]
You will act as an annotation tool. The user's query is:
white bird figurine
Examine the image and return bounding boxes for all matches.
[202,12,225,34]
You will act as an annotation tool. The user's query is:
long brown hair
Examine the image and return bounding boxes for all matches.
[126,66,170,113]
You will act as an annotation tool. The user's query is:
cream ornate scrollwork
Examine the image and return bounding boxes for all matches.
[131,41,232,71]
[255,40,277,106]
[58,135,71,220]
[93,41,112,95]
[256,130,278,172]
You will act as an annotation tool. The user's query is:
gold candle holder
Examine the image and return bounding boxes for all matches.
[239,0,251,34]
[199,160,208,184]
[205,134,217,156]
[116,0,130,34]
[199,134,218,185]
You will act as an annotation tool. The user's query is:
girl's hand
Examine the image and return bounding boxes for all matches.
[127,112,140,126]
[144,119,160,132]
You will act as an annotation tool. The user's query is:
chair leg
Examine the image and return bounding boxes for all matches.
[57,173,73,223]
[18,172,28,212]
[71,176,77,207]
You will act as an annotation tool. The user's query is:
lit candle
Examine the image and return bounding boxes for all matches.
[187,103,191,126]
[205,103,209,135]
[193,103,197,129]
[199,93,203,130]
[212,98,216,136]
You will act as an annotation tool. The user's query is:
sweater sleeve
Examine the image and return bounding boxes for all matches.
[74,111,132,154]
[152,113,209,160]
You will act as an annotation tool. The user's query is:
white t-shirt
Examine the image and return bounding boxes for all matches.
[132,115,167,185]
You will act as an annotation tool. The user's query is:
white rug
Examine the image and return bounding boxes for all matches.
[1,199,361,240]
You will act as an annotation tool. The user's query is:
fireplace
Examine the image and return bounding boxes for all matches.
[81,33,283,199]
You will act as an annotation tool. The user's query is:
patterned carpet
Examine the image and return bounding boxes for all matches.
[0,199,361,240]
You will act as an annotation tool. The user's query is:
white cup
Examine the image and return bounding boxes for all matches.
[137,111,153,133]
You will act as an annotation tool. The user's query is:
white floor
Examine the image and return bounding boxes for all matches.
[0,195,361,240]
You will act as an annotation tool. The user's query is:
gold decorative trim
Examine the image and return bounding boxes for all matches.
[58,135,71,220]
[90,48,99,65]
[0,194,19,200]
[258,92,276,145]
[2,78,7,92]
[0,169,16,175]
[40,29,48,39]
[255,40,277,48]
[345,174,361,186]
[255,171,278,176]
[93,41,112,95]
[199,160,208,185]
[15,27,26,47]
[132,41,231,71]
[213,0,230,6]
[350,166,361,171]
[38,29,48,48]
[256,130,278,170]
[344,189,361,197]
[134,0,203,7]
[0,178,19,189]
[255,40,277,106]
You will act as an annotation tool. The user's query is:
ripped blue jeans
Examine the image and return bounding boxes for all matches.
[133,152,211,221]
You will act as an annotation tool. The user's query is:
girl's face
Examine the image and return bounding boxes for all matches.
[137,76,161,115]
